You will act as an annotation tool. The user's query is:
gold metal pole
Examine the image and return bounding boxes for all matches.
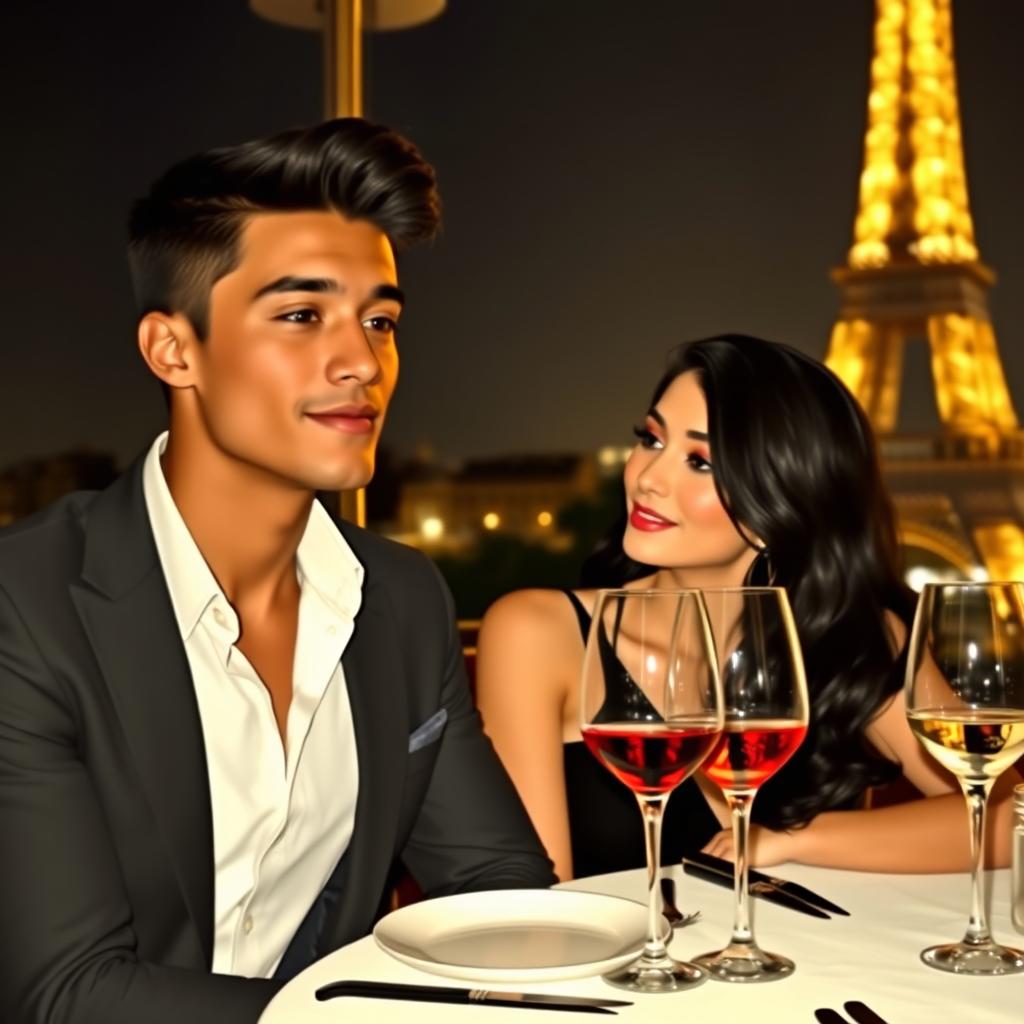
[323,0,366,525]
[324,0,363,117]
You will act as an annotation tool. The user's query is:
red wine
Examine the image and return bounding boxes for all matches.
[581,720,721,796]
[703,719,807,793]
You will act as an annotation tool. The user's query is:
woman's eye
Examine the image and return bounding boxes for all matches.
[687,452,712,472]
[632,425,663,450]
[276,308,320,324]
[364,315,397,335]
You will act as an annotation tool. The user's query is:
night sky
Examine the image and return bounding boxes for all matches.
[2,1,1022,472]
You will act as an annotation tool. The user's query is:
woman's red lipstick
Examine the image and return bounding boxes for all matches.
[629,503,676,532]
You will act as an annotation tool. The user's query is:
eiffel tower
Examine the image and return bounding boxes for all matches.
[824,0,1024,583]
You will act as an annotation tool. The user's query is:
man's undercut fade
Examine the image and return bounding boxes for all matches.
[127,118,441,338]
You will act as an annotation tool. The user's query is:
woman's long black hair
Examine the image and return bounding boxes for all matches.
[582,334,915,828]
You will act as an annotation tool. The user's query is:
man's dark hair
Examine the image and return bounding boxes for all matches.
[128,118,441,338]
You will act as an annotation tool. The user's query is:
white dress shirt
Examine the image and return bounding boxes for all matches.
[142,432,361,978]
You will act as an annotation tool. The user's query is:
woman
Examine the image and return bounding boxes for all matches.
[476,334,1019,881]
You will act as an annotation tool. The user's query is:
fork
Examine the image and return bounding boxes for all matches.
[814,1001,891,1024]
[659,877,701,928]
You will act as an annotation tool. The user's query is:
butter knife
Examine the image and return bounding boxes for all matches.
[315,980,632,1014]
[682,858,830,919]
[685,851,850,916]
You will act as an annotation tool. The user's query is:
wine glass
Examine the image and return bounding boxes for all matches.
[692,587,809,983]
[905,581,1024,975]
[580,589,723,992]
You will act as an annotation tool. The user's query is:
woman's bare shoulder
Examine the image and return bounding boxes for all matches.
[477,589,588,715]
[884,608,909,652]
[479,588,586,650]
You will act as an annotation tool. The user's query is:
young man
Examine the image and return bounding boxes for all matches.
[0,119,554,1024]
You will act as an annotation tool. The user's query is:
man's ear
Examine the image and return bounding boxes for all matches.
[137,312,200,390]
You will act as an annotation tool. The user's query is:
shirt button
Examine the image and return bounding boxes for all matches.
[327,625,337,635]
[213,608,227,628]
[243,914,254,935]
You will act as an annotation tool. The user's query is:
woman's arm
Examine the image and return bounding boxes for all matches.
[707,773,1018,871]
[476,590,579,882]
[703,672,1021,871]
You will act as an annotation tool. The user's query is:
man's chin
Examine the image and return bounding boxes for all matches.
[306,462,373,494]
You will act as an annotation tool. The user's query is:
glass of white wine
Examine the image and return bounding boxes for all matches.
[906,581,1024,975]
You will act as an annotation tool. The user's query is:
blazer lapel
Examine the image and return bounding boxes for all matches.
[318,576,408,950]
[69,457,214,966]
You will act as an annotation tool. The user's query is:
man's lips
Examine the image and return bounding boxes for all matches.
[629,503,677,532]
[304,405,378,435]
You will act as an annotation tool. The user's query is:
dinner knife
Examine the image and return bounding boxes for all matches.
[684,851,850,916]
[844,1000,891,1024]
[682,858,830,919]
[315,980,632,1014]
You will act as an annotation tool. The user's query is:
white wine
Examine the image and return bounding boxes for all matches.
[909,709,1024,781]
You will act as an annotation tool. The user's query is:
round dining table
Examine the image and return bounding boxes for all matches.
[259,862,1021,1024]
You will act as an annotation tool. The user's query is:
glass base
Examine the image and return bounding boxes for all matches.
[921,940,1024,975]
[692,942,795,984]
[602,952,706,993]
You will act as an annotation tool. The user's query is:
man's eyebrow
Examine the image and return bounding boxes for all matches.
[253,276,339,300]
[251,278,406,306]
[371,284,405,306]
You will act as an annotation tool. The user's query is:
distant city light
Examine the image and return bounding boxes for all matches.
[537,511,553,527]
[420,516,444,541]
[906,566,938,593]
[905,564,985,593]
[483,512,501,530]
[598,446,633,468]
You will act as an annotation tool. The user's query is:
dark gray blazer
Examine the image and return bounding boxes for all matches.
[0,456,553,1024]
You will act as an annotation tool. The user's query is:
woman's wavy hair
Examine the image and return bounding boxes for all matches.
[581,334,914,827]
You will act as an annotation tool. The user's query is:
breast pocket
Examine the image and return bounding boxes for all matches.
[404,709,447,788]
[408,708,447,754]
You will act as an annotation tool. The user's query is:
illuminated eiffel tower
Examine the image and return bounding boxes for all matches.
[824,0,1024,582]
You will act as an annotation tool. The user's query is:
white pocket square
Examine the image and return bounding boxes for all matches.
[408,708,448,753]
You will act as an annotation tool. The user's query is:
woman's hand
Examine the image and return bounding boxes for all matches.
[701,824,803,867]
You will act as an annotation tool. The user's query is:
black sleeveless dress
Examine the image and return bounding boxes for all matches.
[562,590,721,878]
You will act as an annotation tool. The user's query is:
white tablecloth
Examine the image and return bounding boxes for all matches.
[259,864,1021,1024]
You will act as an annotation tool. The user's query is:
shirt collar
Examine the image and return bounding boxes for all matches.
[141,431,364,641]
[296,496,365,623]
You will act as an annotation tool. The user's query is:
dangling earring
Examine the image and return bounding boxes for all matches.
[747,546,776,586]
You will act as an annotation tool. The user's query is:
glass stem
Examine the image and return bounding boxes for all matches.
[727,790,756,947]
[962,778,995,946]
[637,793,669,961]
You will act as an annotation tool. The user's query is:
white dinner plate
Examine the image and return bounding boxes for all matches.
[373,888,669,983]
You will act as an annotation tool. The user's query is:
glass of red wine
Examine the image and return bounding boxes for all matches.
[580,589,723,992]
[692,587,809,983]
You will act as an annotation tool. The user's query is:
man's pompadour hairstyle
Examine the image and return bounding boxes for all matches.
[127,118,441,337]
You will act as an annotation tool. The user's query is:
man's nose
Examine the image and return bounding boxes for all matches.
[325,316,381,386]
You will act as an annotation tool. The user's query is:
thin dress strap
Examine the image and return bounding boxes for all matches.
[562,589,660,723]
[561,589,592,641]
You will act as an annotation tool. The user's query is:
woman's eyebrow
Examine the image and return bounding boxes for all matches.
[647,409,708,442]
